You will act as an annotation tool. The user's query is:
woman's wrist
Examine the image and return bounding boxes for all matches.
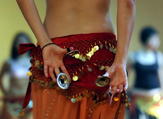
[114,63,126,68]
[112,59,127,69]
[38,38,53,47]
[41,42,56,51]
[114,57,127,66]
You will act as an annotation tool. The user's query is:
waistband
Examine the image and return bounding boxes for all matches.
[49,32,117,57]
[51,32,116,43]
[19,32,116,55]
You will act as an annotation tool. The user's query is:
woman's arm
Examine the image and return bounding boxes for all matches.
[16,0,70,81]
[107,0,136,93]
[115,0,136,64]
[16,0,50,46]
[0,62,10,94]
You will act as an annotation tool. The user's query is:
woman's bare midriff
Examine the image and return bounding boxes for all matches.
[43,0,114,38]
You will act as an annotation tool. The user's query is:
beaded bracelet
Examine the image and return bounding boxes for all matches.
[41,43,56,51]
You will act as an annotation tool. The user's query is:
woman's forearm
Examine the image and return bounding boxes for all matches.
[16,0,51,47]
[115,0,136,65]
[0,62,9,94]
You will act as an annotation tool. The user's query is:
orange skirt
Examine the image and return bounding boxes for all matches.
[31,83,125,119]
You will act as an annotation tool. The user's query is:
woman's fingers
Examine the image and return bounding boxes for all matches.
[118,84,124,92]
[54,67,60,77]
[49,67,56,81]
[110,82,126,93]
[124,82,128,90]
[44,62,70,83]
[60,64,70,78]
[111,86,117,93]
[44,64,48,78]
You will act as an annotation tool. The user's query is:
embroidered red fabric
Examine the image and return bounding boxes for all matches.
[19,32,117,109]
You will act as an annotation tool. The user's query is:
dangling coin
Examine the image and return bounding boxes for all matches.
[57,73,71,89]
[95,76,111,87]
[72,75,79,81]
[99,66,105,70]
[71,98,77,103]
[27,72,32,76]
[113,97,120,102]
[94,45,99,51]
[74,54,80,59]
[34,60,40,67]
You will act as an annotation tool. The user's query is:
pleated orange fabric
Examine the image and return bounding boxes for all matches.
[31,83,125,119]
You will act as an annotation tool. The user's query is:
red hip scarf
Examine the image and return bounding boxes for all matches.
[19,32,128,118]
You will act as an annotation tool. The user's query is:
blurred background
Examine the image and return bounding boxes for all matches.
[0,0,162,119]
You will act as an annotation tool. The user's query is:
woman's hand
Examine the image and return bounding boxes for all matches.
[42,44,70,82]
[106,63,128,94]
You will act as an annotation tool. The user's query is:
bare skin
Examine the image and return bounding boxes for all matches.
[16,0,136,93]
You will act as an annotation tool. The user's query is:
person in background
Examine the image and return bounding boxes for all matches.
[128,27,163,119]
[0,32,32,119]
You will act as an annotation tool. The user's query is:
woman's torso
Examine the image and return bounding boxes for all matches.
[43,0,114,38]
